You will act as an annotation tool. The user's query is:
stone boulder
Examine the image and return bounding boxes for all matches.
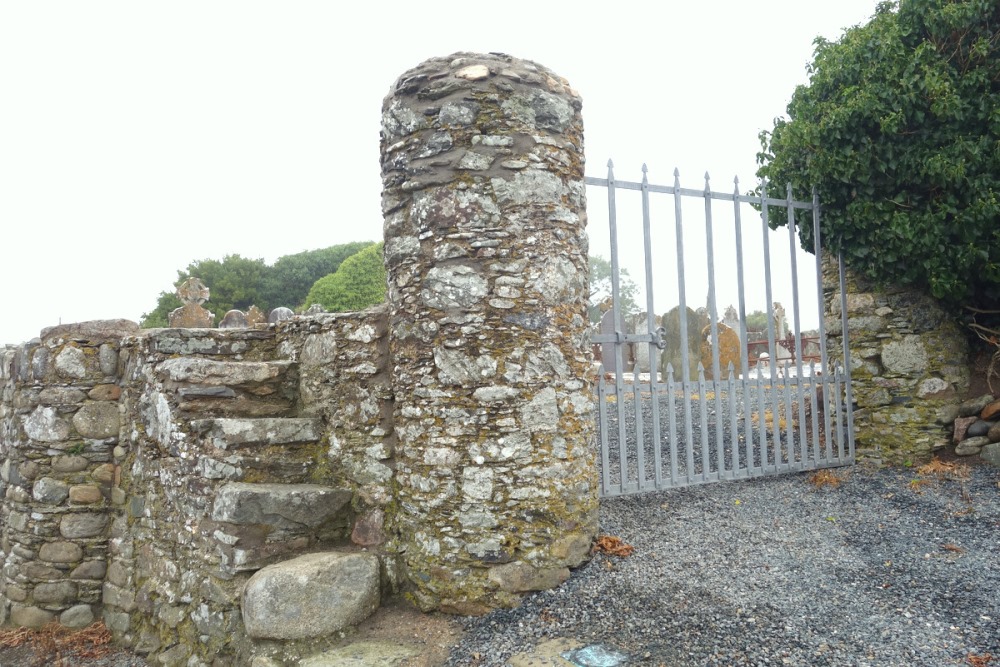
[242,552,380,640]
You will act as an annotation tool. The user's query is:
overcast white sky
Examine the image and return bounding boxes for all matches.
[0,1,882,345]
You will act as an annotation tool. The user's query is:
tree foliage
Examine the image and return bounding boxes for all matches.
[744,310,770,333]
[141,255,268,327]
[304,243,387,313]
[588,255,639,323]
[140,241,378,327]
[757,0,1000,310]
[260,242,375,311]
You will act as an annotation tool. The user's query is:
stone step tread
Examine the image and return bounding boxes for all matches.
[190,417,322,449]
[157,358,297,386]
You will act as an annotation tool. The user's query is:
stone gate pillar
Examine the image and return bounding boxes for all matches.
[381,53,598,612]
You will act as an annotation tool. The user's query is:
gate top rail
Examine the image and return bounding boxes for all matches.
[583,174,815,210]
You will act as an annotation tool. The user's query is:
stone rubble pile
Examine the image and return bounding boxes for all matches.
[946,392,1000,465]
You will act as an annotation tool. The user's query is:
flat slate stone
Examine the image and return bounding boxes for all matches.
[157,358,293,385]
[212,482,352,530]
[298,641,420,666]
[190,417,321,449]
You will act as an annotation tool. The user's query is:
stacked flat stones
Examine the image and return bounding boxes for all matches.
[381,53,598,612]
[948,393,1000,464]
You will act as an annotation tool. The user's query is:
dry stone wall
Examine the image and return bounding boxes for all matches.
[0,321,136,631]
[0,52,600,663]
[824,258,970,464]
[381,52,598,613]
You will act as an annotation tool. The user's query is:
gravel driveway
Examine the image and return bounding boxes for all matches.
[447,462,1000,667]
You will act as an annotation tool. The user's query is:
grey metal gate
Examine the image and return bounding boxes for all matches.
[587,163,855,497]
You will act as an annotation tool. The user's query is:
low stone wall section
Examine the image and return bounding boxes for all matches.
[0,321,136,630]
[825,258,970,464]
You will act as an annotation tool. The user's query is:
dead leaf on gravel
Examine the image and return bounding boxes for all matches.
[967,653,993,667]
[593,535,634,557]
[808,470,842,489]
[0,622,113,665]
[917,459,970,479]
[942,543,965,553]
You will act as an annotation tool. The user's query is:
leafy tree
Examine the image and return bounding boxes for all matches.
[588,255,640,323]
[140,242,380,327]
[261,242,375,311]
[304,243,387,312]
[745,310,770,332]
[141,254,268,327]
[757,0,1000,311]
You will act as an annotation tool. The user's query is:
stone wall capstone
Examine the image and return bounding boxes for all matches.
[381,52,598,613]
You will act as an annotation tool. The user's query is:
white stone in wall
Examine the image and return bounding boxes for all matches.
[23,406,71,442]
[54,346,87,379]
[882,335,929,375]
[421,266,488,310]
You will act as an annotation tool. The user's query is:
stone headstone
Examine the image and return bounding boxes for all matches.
[628,312,656,374]
[246,305,266,326]
[723,304,739,335]
[168,277,214,328]
[268,307,294,324]
[219,310,248,329]
[598,310,628,373]
[659,306,702,380]
[701,322,741,380]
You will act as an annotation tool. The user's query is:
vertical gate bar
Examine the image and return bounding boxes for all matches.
[704,173,725,476]
[760,179,782,472]
[785,184,809,465]
[733,177,755,476]
[667,364,679,485]
[640,165,664,489]
[808,370,821,464]
[633,362,646,491]
[782,360,795,468]
[838,253,856,462]
[727,364,739,478]
[606,161,630,494]
[810,187,830,461]
[832,363,846,461]
[598,368,611,496]
[697,364,711,481]
[755,361,769,470]
[673,169,696,484]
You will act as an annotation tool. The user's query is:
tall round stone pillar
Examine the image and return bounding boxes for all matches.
[381,53,597,612]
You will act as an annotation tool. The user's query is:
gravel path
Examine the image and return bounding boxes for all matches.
[447,462,1000,666]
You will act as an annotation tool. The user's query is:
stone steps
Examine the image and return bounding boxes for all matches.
[158,358,299,418]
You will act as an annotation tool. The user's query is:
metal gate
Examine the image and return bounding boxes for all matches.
[587,163,854,497]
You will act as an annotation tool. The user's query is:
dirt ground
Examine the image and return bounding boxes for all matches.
[0,598,466,667]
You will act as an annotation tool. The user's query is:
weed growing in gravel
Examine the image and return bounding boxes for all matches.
[751,408,789,430]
